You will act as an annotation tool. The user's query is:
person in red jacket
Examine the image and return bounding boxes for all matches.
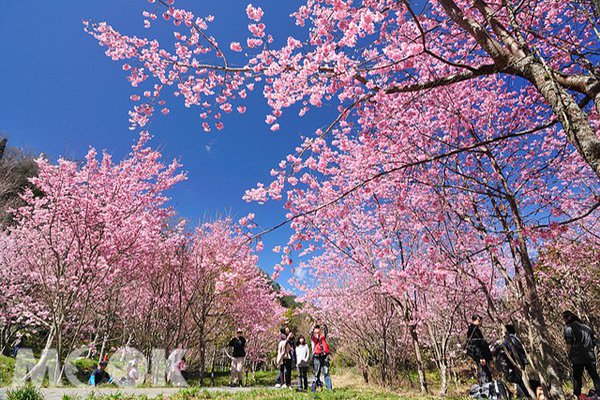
[311,324,332,391]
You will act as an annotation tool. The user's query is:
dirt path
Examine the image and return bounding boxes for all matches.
[0,386,256,400]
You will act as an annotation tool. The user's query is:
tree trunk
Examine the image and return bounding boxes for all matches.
[437,361,447,395]
[486,149,565,400]
[198,336,206,385]
[409,324,428,394]
[87,332,99,359]
[98,333,108,363]
[24,326,56,382]
[440,0,600,180]
[210,346,217,387]
[0,325,8,355]
[381,326,388,385]
[521,265,565,400]
[523,58,600,180]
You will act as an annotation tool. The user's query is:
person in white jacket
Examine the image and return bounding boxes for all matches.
[296,336,310,391]
[276,336,292,388]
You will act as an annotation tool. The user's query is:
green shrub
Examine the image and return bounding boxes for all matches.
[0,354,15,386]
[6,384,44,400]
[70,358,98,382]
[72,358,98,373]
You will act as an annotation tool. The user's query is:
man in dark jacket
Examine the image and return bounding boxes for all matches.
[563,311,600,399]
[493,325,529,398]
[466,315,492,385]
[228,328,246,387]
[285,330,296,387]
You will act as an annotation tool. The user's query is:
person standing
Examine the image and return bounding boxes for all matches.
[228,328,246,387]
[286,330,296,387]
[311,324,332,391]
[503,324,529,398]
[493,339,527,398]
[296,336,310,391]
[276,333,292,388]
[466,315,492,385]
[563,310,600,399]
[275,326,288,387]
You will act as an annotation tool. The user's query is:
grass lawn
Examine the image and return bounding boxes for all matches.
[5,385,435,400]
[178,370,278,388]
[170,387,414,400]
[57,387,424,400]
[0,354,460,399]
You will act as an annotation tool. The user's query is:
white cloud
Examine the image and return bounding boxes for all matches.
[294,266,308,281]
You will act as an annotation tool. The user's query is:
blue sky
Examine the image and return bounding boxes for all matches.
[0,1,330,287]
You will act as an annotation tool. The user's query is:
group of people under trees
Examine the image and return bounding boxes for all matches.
[87,323,332,392]
[89,356,161,386]
[273,323,332,392]
[86,310,598,397]
[199,323,333,391]
[466,312,600,400]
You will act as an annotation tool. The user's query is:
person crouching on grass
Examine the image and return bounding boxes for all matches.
[89,360,112,386]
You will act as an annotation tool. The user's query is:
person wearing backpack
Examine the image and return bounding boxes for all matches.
[497,324,529,398]
[563,310,600,399]
[311,323,332,391]
[466,315,493,385]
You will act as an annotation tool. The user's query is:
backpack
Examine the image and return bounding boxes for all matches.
[470,380,510,400]
[508,335,528,366]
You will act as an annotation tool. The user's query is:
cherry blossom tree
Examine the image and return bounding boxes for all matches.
[86,1,600,397]
[184,219,284,383]
[0,233,47,355]
[86,1,600,177]
[1,133,185,380]
[280,79,597,396]
[112,218,284,384]
[0,134,284,384]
